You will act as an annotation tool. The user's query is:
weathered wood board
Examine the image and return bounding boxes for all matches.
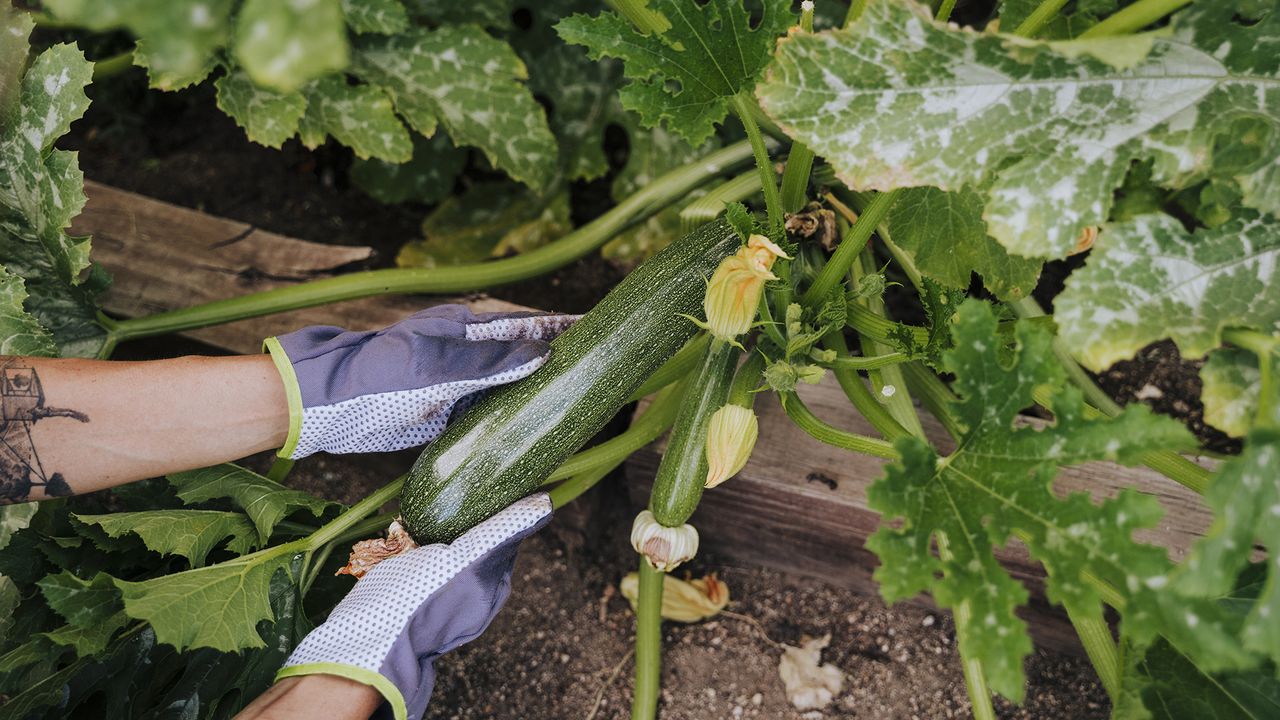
[72,181,528,354]
[626,374,1216,654]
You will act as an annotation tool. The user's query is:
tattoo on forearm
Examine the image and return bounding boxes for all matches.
[1,360,88,504]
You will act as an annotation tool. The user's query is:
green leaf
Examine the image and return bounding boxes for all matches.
[0,269,56,356]
[233,0,349,93]
[0,7,32,116]
[556,0,794,147]
[1117,566,1280,720]
[352,26,558,187]
[758,0,1280,258]
[885,187,1042,300]
[1200,349,1261,439]
[0,502,37,554]
[76,510,257,567]
[350,132,465,205]
[44,0,234,90]
[167,464,331,545]
[0,42,107,357]
[213,70,307,149]
[296,75,412,162]
[1056,212,1280,371]
[1177,428,1280,665]
[865,300,1243,700]
[397,183,570,267]
[37,571,127,656]
[341,0,408,35]
[0,576,18,641]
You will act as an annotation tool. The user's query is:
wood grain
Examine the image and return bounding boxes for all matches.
[626,374,1216,654]
[72,181,528,354]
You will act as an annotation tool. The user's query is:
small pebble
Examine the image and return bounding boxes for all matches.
[922,615,935,628]
[751,693,763,706]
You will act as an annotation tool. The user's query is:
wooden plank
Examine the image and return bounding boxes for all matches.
[72,181,529,354]
[626,374,1216,654]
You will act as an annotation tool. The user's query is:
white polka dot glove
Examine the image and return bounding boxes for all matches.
[278,493,552,720]
[264,306,578,459]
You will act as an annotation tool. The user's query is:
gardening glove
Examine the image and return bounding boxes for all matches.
[264,305,577,459]
[277,492,553,720]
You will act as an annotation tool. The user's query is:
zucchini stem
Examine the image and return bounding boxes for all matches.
[632,559,665,720]
[778,391,899,460]
[732,92,785,237]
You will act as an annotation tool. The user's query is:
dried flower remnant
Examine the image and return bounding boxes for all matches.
[620,571,730,622]
[785,203,837,249]
[778,634,845,710]
[338,519,419,578]
[1070,226,1098,255]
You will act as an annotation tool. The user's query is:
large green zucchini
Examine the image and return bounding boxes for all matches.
[401,219,740,543]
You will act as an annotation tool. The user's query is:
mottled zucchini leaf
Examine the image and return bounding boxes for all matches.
[867,300,1244,700]
[37,571,127,656]
[234,0,349,93]
[353,26,558,188]
[1116,566,1280,720]
[885,187,1042,300]
[0,35,107,358]
[167,464,333,545]
[44,0,234,89]
[341,0,409,35]
[758,0,1280,258]
[557,0,794,146]
[76,510,257,568]
[351,132,465,205]
[1200,349,1261,439]
[213,70,307,149]
[397,183,570,267]
[1056,212,1280,371]
[296,75,412,162]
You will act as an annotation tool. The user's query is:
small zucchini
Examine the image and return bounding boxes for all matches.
[401,220,740,543]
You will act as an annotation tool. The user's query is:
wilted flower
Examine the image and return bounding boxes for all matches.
[630,509,699,572]
[338,519,419,578]
[620,571,730,622]
[1071,226,1098,255]
[704,404,758,488]
[702,234,790,341]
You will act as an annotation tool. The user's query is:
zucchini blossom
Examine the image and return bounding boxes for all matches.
[703,234,790,341]
[704,404,758,488]
[630,509,699,572]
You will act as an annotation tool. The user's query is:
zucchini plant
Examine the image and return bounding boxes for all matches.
[2,0,1279,718]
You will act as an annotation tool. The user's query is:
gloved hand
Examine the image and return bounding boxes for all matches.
[264,306,577,459]
[277,493,553,720]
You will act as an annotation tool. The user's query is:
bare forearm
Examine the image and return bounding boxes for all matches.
[233,676,382,720]
[0,355,287,503]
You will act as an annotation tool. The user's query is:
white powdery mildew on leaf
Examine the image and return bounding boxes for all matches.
[340,0,408,35]
[214,70,307,149]
[757,0,1280,258]
[1198,348,1260,439]
[0,270,56,356]
[234,0,349,93]
[1056,211,1280,371]
[352,26,558,188]
[296,75,412,162]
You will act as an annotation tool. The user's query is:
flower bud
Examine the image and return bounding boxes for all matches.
[703,234,790,341]
[620,571,730,623]
[630,509,699,572]
[704,404,758,488]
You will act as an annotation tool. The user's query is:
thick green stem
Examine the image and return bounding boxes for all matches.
[1013,0,1071,37]
[757,291,789,351]
[632,559,665,720]
[104,142,754,344]
[803,189,899,309]
[607,0,671,34]
[852,249,926,438]
[728,352,766,408]
[93,49,135,80]
[819,351,908,371]
[935,534,997,720]
[680,171,761,232]
[266,456,294,484]
[302,477,404,552]
[1067,605,1122,699]
[1080,0,1193,38]
[1223,327,1279,430]
[778,5,816,214]
[732,93,784,236]
[902,362,966,440]
[779,391,899,459]
[546,383,683,483]
[845,0,868,26]
[549,462,616,509]
[821,331,912,442]
[936,0,959,22]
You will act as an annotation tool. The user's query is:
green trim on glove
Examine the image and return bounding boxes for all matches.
[264,337,303,459]
[275,663,407,720]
